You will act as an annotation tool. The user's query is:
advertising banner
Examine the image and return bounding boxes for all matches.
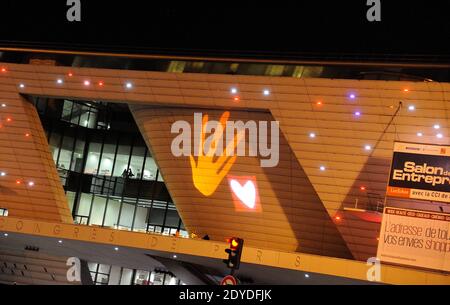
[387,142,450,204]
[377,207,450,272]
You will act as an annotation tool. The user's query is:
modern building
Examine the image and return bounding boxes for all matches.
[0,50,449,285]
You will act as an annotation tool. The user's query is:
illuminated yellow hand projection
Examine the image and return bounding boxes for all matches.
[189,112,244,196]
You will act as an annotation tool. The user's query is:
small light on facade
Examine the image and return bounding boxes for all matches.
[309,133,316,138]
[16,180,21,185]
[173,255,177,259]
[437,133,443,139]
[98,81,104,86]
[434,124,441,130]
[316,101,323,106]
[304,274,310,278]
[114,247,119,251]
[417,132,423,137]
[25,133,30,137]
[335,216,341,221]
[354,111,361,117]
[1,68,6,73]
[1,103,6,108]
[3,233,8,237]
[58,240,63,244]
[125,82,133,89]
[230,88,238,94]
[68,72,73,77]
[319,166,326,171]
[6,117,12,122]
[365,145,372,151]
[408,105,415,111]
[403,89,409,92]
[84,80,90,86]
[233,96,240,102]
[349,93,356,100]
[0,172,6,177]
[19,83,25,89]
[360,186,366,191]
[263,89,270,96]
[56,79,63,84]
[28,181,35,187]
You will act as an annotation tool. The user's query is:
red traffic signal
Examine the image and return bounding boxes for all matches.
[224,237,244,270]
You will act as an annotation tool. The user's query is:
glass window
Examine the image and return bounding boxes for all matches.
[76,193,92,218]
[71,138,85,172]
[80,105,98,129]
[61,100,73,122]
[265,65,285,76]
[85,135,103,174]
[89,195,107,226]
[70,102,82,125]
[66,191,76,212]
[49,132,62,164]
[103,198,121,228]
[113,137,132,177]
[133,206,149,233]
[120,268,133,285]
[129,146,145,180]
[148,207,165,227]
[167,61,186,73]
[143,154,158,181]
[99,140,116,176]
[118,202,135,230]
[58,135,75,170]
[165,208,180,228]
[134,270,150,285]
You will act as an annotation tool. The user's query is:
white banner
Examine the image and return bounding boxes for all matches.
[377,207,450,272]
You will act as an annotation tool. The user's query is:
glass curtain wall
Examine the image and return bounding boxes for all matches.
[35,98,188,237]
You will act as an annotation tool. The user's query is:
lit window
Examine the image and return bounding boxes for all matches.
[0,208,8,217]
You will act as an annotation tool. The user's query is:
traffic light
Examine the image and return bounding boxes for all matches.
[223,237,244,270]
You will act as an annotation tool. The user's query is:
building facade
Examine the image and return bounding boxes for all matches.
[0,53,449,284]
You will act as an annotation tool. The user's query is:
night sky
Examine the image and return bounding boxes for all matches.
[0,1,448,60]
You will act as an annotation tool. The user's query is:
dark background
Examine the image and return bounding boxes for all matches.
[0,1,449,61]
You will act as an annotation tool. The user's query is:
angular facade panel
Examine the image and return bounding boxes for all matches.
[0,91,72,223]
